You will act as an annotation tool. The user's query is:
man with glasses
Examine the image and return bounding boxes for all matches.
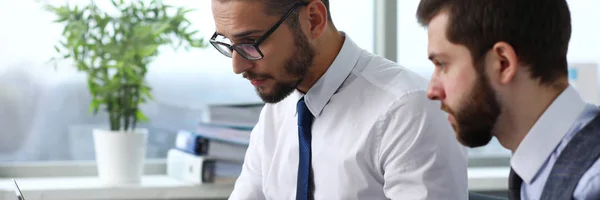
[211,0,467,199]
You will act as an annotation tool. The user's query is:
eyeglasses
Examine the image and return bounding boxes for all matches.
[210,2,310,60]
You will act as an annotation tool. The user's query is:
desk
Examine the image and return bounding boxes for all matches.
[0,175,234,200]
[0,167,508,200]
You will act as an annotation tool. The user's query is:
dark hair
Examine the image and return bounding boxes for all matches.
[416,0,572,85]
[216,0,333,28]
[263,0,331,21]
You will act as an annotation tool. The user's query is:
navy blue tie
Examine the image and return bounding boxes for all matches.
[296,98,313,200]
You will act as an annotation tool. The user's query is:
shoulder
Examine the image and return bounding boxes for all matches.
[356,52,437,111]
[575,158,600,199]
[579,158,600,182]
[331,50,443,121]
[351,51,430,101]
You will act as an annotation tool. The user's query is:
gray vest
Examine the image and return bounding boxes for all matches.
[540,111,600,199]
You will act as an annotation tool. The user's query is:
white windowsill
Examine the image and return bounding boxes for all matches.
[0,167,508,200]
[0,176,235,200]
[467,167,509,191]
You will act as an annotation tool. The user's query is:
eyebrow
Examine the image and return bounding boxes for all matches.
[231,30,264,39]
[428,52,448,61]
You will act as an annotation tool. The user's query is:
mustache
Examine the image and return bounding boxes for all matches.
[441,103,454,116]
[242,71,273,80]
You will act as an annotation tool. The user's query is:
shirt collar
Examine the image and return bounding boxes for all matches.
[298,32,360,117]
[510,85,588,184]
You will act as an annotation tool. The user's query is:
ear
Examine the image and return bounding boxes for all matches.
[305,0,328,39]
[490,42,519,84]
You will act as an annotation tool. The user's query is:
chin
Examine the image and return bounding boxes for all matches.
[450,123,459,133]
[256,85,273,95]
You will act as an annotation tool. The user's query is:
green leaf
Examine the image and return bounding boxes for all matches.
[76,61,88,71]
[140,85,153,99]
[183,8,195,14]
[187,30,199,37]
[138,44,158,57]
[102,77,121,94]
[54,16,69,23]
[149,22,170,36]
[87,77,100,95]
[136,110,149,123]
[123,66,140,82]
[110,0,118,8]
[190,39,206,48]
[89,97,102,114]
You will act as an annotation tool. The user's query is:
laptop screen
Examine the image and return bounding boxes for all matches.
[12,179,24,200]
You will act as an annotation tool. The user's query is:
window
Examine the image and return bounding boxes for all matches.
[397,0,600,163]
[396,0,430,78]
[0,0,374,162]
[329,0,374,52]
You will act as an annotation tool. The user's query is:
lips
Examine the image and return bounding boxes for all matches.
[249,79,266,86]
[448,114,455,124]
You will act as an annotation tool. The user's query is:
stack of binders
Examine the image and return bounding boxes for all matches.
[166,124,251,184]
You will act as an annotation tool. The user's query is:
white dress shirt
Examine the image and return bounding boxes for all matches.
[512,85,600,200]
[228,32,468,200]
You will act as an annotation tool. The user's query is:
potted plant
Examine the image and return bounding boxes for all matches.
[46,0,206,185]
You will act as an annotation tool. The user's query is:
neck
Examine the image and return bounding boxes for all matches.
[495,79,568,152]
[296,28,344,93]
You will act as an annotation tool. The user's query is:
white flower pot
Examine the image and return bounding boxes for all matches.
[93,128,148,185]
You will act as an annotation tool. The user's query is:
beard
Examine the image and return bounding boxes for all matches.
[243,28,315,104]
[443,65,501,148]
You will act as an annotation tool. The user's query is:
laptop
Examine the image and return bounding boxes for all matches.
[12,179,25,200]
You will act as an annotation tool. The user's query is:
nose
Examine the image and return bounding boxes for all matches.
[426,76,445,100]
[232,51,253,74]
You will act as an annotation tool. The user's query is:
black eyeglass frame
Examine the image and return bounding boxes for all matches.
[210,2,310,60]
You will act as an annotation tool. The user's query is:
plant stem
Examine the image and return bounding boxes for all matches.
[123,83,131,131]
[108,96,119,131]
[131,85,139,130]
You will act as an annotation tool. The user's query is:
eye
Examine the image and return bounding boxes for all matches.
[240,37,259,44]
[433,60,446,68]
